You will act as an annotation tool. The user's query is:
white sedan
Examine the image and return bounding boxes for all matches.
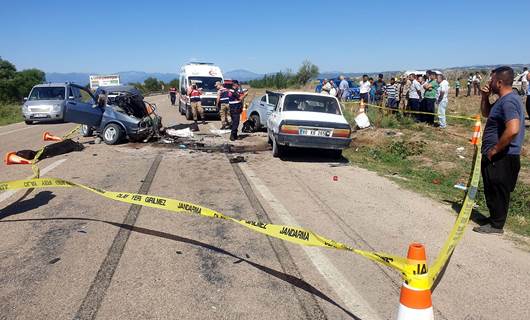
[266,92,352,158]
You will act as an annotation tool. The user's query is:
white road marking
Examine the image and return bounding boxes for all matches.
[239,163,382,320]
[0,126,33,137]
[0,159,67,204]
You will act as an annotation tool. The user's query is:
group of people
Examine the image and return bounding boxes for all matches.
[320,76,351,100]
[169,81,247,141]
[357,72,451,128]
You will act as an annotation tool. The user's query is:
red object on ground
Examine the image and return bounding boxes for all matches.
[333,176,338,181]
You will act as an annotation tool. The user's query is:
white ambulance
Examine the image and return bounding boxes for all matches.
[178,62,224,120]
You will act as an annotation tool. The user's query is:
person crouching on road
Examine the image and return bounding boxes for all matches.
[474,66,525,234]
[169,87,177,106]
[215,81,230,129]
[188,84,205,126]
[228,80,247,141]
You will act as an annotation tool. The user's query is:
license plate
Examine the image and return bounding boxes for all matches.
[204,107,216,112]
[32,113,48,118]
[299,128,331,137]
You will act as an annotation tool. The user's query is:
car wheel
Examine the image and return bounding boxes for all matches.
[272,137,284,158]
[179,101,185,115]
[102,123,124,145]
[250,113,261,132]
[24,120,33,125]
[80,124,94,137]
[267,128,272,144]
[185,105,192,120]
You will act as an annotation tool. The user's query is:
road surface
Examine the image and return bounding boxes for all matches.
[1,94,529,319]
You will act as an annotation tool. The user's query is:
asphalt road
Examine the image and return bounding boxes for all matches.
[1,94,529,320]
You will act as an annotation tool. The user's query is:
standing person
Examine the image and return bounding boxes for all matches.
[228,80,247,141]
[188,84,205,127]
[169,87,177,106]
[455,78,461,97]
[408,73,422,122]
[422,71,439,124]
[384,77,398,112]
[359,74,371,104]
[321,79,331,95]
[329,80,338,97]
[526,71,530,119]
[368,78,376,104]
[436,74,450,128]
[215,81,230,129]
[473,72,482,95]
[398,75,411,111]
[521,67,528,96]
[467,73,473,96]
[373,73,386,106]
[474,66,525,234]
[339,75,349,101]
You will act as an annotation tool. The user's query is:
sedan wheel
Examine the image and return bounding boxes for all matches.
[102,123,124,145]
[80,124,94,137]
[272,137,284,158]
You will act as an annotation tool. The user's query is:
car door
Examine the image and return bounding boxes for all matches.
[267,95,283,134]
[64,86,103,126]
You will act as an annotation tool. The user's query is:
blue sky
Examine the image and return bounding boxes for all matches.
[1,0,529,74]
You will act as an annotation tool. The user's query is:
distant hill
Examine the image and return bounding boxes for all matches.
[45,64,527,85]
[224,69,263,81]
[45,69,264,85]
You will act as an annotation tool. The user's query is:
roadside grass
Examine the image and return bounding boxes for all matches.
[342,99,530,236]
[0,104,23,126]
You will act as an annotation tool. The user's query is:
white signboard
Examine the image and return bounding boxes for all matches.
[89,74,120,89]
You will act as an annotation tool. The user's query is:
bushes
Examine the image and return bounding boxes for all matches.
[249,60,319,89]
[0,58,45,103]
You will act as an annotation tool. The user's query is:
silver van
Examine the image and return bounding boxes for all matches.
[22,83,76,124]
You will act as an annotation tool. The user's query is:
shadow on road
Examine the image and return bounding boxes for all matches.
[446,200,489,226]
[0,216,360,319]
[0,191,56,220]
[280,148,349,164]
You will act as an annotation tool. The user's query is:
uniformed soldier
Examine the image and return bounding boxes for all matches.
[228,80,247,141]
[188,84,205,125]
[169,87,177,106]
[399,76,411,111]
[215,81,230,129]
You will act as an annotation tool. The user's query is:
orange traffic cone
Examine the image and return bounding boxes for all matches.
[397,243,433,320]
[4,152,32,165]
[240,104,248,123]
[43,131,62,142]
[359,99,366,113]
[470,115,481,145]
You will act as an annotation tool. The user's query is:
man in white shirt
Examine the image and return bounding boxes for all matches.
[321,79,331,95]
[359,74,371,103]
[472,72,482,96]
[520,67,528,95]
[436,74,450,128]
[408,73,423,122]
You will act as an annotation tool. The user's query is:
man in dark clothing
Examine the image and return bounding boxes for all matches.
[228,80,247,141]
[169,87,177,106]
[474,66,525,234]
[373,73,386,106]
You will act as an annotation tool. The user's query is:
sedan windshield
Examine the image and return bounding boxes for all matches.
[283,94,342,115]
[188,77,222,92]
[28,87,66,101]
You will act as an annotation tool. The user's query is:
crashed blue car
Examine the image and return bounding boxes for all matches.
[64,85,162,145]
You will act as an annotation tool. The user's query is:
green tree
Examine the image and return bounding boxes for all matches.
[168,78,179,89]
[143,77,162,93]
[13,69,46,99]
[296,60,319,85]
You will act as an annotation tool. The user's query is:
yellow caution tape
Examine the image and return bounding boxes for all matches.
[343,101,477,122]
[0,175,425,286]
[427,142,482,287]
[1,125,482,290]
